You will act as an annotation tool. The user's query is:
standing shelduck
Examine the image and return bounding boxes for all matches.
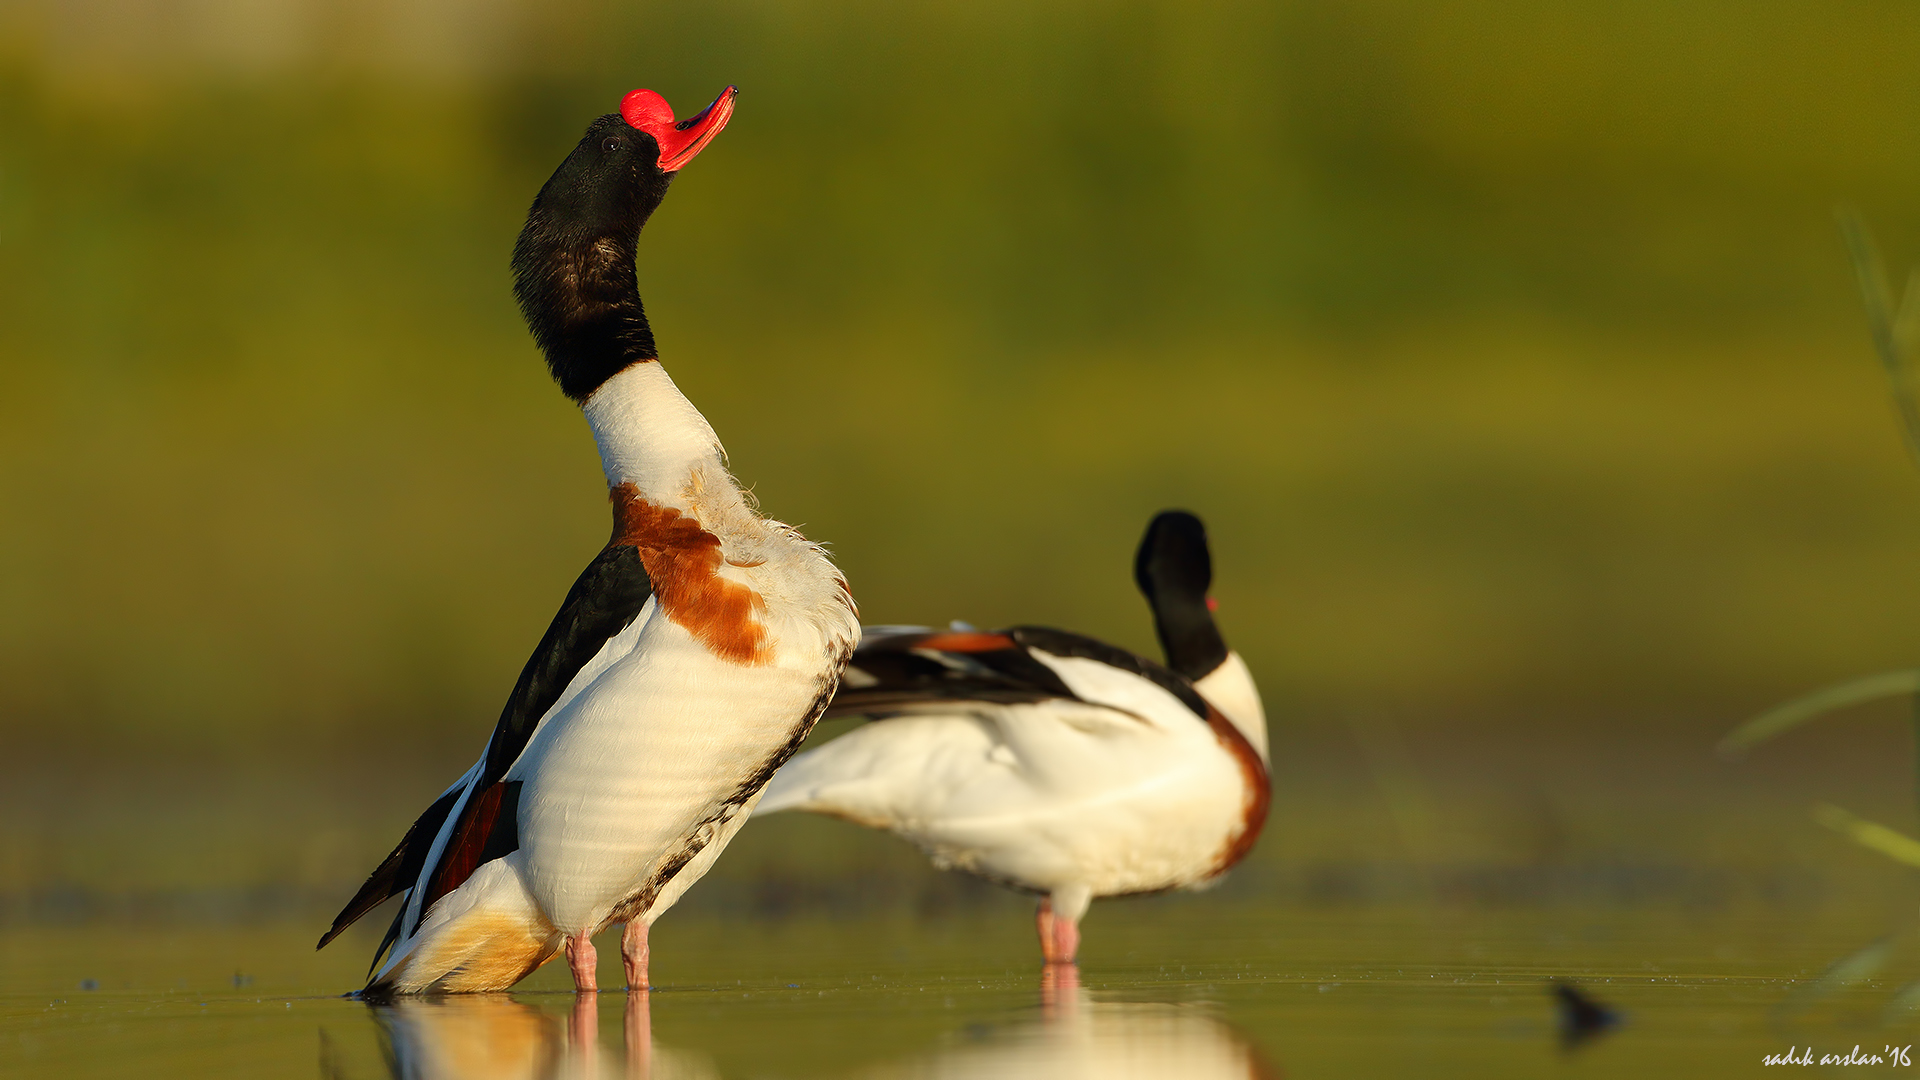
[317,86,859,995]
[753,511,1267,966]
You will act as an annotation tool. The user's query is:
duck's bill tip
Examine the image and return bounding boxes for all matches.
[620,86,737,172]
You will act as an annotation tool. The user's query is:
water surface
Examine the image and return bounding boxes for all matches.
[2,903,1894,1078]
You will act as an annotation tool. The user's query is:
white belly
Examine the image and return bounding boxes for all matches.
[910,718,1248,896]
[506,610,823,934]
[766,699,1251,898]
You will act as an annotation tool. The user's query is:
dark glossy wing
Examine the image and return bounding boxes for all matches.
[478,543,654,780]
[827,626,1210,721]
[317,542,653,950]
[315,782,464,950]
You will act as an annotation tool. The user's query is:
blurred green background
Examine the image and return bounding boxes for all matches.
[6,0,1920,927]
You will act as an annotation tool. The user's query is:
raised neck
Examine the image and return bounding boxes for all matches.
[512,228,661,403]
[580,361,726,502]
[509,120,675,404]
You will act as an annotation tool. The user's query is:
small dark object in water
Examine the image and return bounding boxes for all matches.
[1552,981,1621,1049]
[232,972,253,988]
[77,979,98,992]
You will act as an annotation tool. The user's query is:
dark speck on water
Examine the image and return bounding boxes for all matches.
[76,979,97,991]
[1553,980,1623,1049]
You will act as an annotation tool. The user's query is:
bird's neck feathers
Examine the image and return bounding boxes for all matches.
[512,173,730,511]
[511,171,671,405]
[1193,650,1269,763]
[1148,596,1228,683]
[582,360,730,509]
[1133,511,1265,758]
[1134,512,1228,681]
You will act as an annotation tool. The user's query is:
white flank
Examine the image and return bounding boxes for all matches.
[755,654,1251,901]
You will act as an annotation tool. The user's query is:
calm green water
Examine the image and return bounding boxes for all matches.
[1,904,1902,1078]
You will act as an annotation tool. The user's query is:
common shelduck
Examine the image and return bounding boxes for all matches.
[318,85,859,995]
[753,511,1267,965]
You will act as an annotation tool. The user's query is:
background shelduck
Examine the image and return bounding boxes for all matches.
[317,85,859,995]
[754,511,1268,965]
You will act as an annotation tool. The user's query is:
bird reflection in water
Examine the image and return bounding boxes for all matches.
[863,964,1279,1080]
[365,992,714,1080]
[362,971,1273,1080]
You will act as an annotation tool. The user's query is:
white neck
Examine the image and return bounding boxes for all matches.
[1194,650,1268,762]
[581,361,725,503]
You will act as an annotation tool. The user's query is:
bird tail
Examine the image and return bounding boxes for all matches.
[364,864,558,995]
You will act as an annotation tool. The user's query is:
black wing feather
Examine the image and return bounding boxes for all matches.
[318,542,653,950]
[315,784,463,949]
[479,544,653,780]
[1007,626,1211,718]
[826,625,1210,721]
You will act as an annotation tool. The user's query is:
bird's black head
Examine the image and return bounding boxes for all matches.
[510,87,737,403]
[1134,510,1229,681]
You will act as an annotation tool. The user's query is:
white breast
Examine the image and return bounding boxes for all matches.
[507,603,828,935]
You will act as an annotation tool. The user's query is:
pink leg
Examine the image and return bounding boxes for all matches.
[623,987,653,1080]
[566,931,599,993]
[622,920,651,991]
[1035,900,1056,963]
[1036,899,1080,965]
[1051,911,1081,964]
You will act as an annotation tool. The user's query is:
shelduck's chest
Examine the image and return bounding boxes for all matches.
[510,490,853,780]
[506,607,836,806]
[607,483,854,671]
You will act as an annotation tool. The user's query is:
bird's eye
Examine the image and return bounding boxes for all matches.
[601,136,623,153]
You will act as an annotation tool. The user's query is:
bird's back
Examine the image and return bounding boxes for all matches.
[756,627,1259,896]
